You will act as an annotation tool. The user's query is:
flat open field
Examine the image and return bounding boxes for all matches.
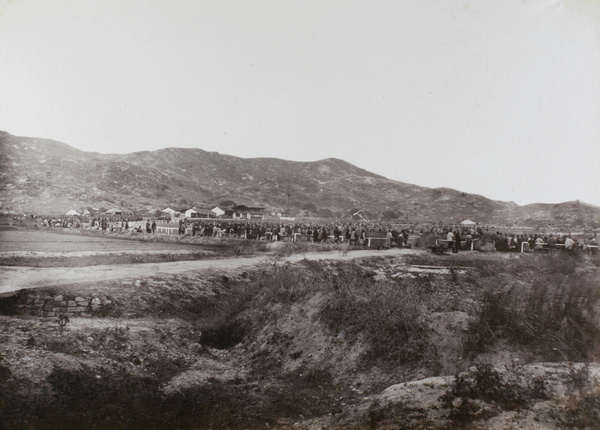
[0,229,209,253]
[0,228,259,269]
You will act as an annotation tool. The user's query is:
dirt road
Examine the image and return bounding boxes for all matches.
[0,248,418,297]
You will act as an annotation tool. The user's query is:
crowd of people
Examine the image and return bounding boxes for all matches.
[483,231,598,253]
[440,229,598,253]
[179,219,412,247]
[11,212,598,254]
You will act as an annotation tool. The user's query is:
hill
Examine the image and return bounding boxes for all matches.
[1,131,598,227]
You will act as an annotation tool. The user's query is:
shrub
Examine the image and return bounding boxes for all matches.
[465,260,600,361]
[549,364,600,429]
[365,399,430,430]
[557,393,600,429]
[440,363,548,425]
[319,264,431,365]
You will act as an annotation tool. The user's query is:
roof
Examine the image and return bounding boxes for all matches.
[233,205,264,211]
[66,209,80,216]
[185,207,213,216]
[460,219,477,225]
[218,200,236,209]
[104,208,122,214]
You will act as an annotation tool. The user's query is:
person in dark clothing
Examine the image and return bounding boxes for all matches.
[465,233,473,250]
[454,231,461,253]
[321,226,329,243]
[397,230,404,248]
[334,226,341,244]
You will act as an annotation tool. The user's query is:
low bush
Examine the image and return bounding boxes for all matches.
[548,364,600,429]
[440,362,548,426]
[465,257,600,361]
[556,392,600,429]
[214,260,435,368]
[319,263,431,365]
[365,399,430,430]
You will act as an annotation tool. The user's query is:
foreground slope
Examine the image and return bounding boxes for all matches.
[1,251,599,429]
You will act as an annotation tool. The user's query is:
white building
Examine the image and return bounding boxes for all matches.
[211,206,225,217]
[185,208,199,218]
[185,207,215,219]
[161,207,180,219]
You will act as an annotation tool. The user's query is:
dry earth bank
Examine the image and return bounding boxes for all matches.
[1,242,599,429]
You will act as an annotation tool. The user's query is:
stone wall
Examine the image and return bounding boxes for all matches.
[14,290,115,318]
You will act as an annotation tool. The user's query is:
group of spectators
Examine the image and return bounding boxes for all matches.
[181,219,412,246]
[461,231,597,253]
[487,231,597,252]
[431,228,599,254]
[13,212,599,254]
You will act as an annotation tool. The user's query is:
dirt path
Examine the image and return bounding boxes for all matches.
[0,248,419,297]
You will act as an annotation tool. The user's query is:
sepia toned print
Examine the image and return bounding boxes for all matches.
[1,1,599,428]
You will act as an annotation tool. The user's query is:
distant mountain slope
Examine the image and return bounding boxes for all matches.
[1,131,598,227]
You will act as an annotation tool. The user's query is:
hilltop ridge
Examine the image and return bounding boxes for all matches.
[1,131,598,227]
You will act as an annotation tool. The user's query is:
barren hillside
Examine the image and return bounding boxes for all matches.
[1,131,598,227]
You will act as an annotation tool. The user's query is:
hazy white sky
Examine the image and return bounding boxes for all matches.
[1,0,599,206]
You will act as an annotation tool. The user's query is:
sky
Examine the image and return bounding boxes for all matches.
[1,0,599,206]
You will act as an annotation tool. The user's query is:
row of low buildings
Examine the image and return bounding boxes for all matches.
[65,206,479,225]
[66,201,266,220]
[165,203,266,220]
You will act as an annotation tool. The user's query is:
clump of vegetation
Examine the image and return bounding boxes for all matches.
[365,399,430,430]
[439,362,548,426]
[209,260,437,370]
[318,263,432,365]
[548,364,600,429]
[465,256,600,361]
[556,392,600,429]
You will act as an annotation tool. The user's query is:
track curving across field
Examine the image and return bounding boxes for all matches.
[0,248,418,297]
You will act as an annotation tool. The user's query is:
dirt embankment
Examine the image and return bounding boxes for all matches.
[1,252,599,429]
